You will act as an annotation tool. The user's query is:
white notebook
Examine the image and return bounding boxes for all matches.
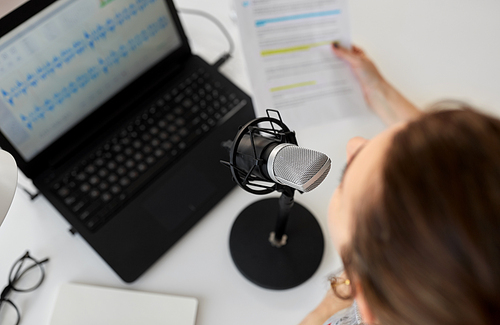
[49,283,198,325]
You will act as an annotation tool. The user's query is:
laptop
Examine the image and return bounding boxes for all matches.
[0,0,255,282]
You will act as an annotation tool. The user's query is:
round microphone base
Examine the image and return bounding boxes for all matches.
[229,198,324,290]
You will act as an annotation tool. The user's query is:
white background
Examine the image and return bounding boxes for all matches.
[0,0,499,324]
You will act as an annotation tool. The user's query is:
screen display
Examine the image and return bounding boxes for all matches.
[0,0,181,160]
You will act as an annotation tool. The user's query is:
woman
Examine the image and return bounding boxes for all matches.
[299,45,500,325]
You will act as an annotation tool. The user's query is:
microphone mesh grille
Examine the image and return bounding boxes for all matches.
[273,146,330,192]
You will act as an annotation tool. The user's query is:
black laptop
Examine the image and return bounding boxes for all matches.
[0,0,254,282]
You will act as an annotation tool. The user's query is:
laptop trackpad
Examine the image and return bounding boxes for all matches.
[143,165,216,232]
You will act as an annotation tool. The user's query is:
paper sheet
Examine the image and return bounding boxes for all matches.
[235,0,369,129]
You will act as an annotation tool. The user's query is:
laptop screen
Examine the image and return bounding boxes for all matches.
[0,0,182,161]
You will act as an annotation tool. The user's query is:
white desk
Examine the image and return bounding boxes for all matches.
[1,1,500,324]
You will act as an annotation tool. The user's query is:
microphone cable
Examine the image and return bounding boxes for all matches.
[177,8,235,69]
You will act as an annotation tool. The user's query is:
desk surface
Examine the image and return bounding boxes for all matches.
[1,1,500,324]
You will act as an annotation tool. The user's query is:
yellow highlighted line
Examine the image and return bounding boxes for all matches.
[270,81,316,93]
[261,41,331,57]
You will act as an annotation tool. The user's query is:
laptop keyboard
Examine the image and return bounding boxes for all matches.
[50,68,245,232]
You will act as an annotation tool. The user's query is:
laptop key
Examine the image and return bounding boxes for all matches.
[90,189,100,199]
[137,163,147,172]
[119,178,130,187]
[79,200,101,220]
[111,185,122,194]
[116,167,127,176]
[154,149,165,157]
[174,94,184,103]
[128,170,139,179]
[64,196,76,206]
[182,99,193,108]
[171,135,181,144]
[86,217,100,230]
[72,200,86,213]
[179,127,189,137]
[57,187,70,197]
[115,154,126,163]
[80,211,91,221]
[163,93,172,102]
[101,193,112,202]
[76,172,86,181]
[99,182,109,191]
[80,183,91,193]
[89,176,100,185]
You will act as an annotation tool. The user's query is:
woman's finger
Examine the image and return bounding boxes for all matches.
[352,45,366,57]
[332,43,359,66]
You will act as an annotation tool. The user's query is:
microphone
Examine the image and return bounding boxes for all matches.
[232,133,331,192]
[221,110,327,290]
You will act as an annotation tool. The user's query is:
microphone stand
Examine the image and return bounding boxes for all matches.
[229,185,324,290]
[269,186,294,248]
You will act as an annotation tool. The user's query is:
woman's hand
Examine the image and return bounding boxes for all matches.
[332,44,386,104]
[332,44,421,126]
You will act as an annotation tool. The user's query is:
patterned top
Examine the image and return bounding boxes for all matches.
[322,301,364,325]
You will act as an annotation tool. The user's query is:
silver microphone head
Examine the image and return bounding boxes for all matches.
[267,144,331,192]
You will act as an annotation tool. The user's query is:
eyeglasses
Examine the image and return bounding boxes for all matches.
[0,251,49,325]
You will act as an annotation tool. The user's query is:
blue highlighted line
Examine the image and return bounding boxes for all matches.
[255,10,341,27]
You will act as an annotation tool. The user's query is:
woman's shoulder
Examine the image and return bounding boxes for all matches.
[322,301,364,325]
